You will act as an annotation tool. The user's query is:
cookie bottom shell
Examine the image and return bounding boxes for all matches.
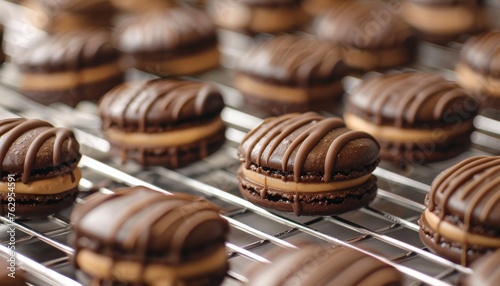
[238,173,377,216]
[108,127,226,168]
[0,187,78,220]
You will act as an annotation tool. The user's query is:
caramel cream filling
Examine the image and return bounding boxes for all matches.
[342,45,410,71]
[344,113,474,143]
[240,166,372,193]
[21,62,122,91]
[456,63,500,97]
[424,209,500,247]
[234,75,343,103]
[0,167,81,195]
[403,3,475,34]
[138,46,220,76]
[105,117,224,148]
[77,246,227,284]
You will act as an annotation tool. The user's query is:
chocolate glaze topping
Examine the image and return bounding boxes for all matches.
[71,186,229,263]
[0,118,80,183]
[460,31,500,78]
[347,72,479,127]
[247,244,402,286]
[238,112,379,182]
[17,29,119,73]
[237,35,346,86]
[315,1,413,49]
[429,156,500,229]
[465,248,500,286]
[427,156,500,263]
[98,79,225,132]
[117,6,217,54]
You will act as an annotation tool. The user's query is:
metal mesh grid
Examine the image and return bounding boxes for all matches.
[0,1,500,285]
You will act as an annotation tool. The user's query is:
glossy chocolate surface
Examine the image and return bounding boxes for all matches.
[428,156,500,229]
[247,244,403,285]
[0,118,80,183]
[237,35,347,86]
[17,29,119,72]
[71,186,229,261]
[460,30,500,78]
[347,72,479,128]
[99,79,225,132]
[237,112,380,181]
[116,6,217,54]
[315,1,413,49]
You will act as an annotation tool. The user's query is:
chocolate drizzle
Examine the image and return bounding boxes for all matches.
[315,1,413,49]
[17,29,119,73]
[99,79,224,132]
[460,31,500,77]
[70,186,229,284]
[117,6,217,54]
[349,72,477,127]
[247,244,403,285]
[238,112,379,182]
[427,156,500,265]
[237,35,346,86]
[0,118,80,184]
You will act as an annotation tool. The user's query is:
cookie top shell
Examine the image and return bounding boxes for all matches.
[0,118,81,183]
[465,248,500,286]
[70,186,229,262]
[237,112,380,182]
[427,156,500,229]
[247,244,403,286]
[237,35,347,86]
[16,29,118,73]
[459,31,500,78]
[315,1,413,49]
[116,6,217,54]
[98,79,225,132]
[346,72,479,127]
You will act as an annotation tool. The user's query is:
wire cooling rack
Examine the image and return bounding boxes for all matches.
[1,1,500,285]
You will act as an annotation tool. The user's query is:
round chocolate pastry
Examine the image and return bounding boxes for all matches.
[464,248,500,286]
[0,118,81,219]
[0,256,27,285]
[418,156,500,265]
[110,0,174,12]
[209,0,306,34]
[402,0,479,43]
[23,0,116,33]
[344,72,479,165]
[98,79,226,168]
[16,29,124,107]
[247,244,403,285]
[116,6,220,76]
[234,35,347,114]
[456,30,500,110]
[314,0,414,71]
[70,186,230,286]
[237,112,380,216]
